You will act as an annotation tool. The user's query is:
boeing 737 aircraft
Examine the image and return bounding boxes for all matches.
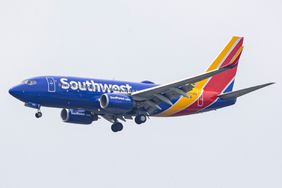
[9,36,274,132]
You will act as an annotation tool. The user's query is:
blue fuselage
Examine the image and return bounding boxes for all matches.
[9,76,159,114]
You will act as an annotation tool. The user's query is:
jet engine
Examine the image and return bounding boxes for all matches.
[61,109,98,124]
[100,93,135,113]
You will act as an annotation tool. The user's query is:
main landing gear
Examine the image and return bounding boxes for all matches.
[111,114,147,132]
[111,122,123,132]
[135,114,147,125]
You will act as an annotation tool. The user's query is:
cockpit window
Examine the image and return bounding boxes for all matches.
[22,80,37,85]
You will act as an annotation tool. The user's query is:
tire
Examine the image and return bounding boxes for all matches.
[111,122,123,132]
[135,115,147,124]
[35,112,42,118]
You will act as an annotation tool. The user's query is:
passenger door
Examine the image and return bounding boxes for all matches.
[46,77,56,92]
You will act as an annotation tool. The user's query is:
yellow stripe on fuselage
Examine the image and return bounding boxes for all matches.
[158,37,240,117]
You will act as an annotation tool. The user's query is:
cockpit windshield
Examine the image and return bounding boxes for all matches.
[22,80,37,85]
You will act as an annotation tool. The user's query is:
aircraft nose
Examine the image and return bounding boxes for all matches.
[9,85,23,99]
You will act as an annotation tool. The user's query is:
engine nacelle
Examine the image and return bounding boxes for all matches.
[61,109,97,125]
[100,93,135,113]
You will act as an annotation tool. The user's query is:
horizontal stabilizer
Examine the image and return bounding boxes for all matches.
[218,82,275,99]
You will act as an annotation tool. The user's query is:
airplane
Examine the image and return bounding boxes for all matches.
[9,36,274,132]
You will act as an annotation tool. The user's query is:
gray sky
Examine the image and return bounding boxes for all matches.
[0,0,281,187]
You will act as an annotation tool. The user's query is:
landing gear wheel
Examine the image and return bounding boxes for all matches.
[135,115,147,125]
[111,122,123,132]
[35,112,42,118]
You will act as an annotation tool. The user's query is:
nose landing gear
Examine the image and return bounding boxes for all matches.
[24,102,42,118]
[35,111,42,118]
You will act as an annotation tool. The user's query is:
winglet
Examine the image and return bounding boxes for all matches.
[218,82,275,100]
[221,45,244,69]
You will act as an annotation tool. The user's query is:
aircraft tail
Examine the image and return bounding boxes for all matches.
[218,82,275,100]
[197,36,244,94]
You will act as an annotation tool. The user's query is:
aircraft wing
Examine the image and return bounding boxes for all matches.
[131,62,238,112]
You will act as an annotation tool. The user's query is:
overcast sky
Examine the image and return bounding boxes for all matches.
[0,0,281,187]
